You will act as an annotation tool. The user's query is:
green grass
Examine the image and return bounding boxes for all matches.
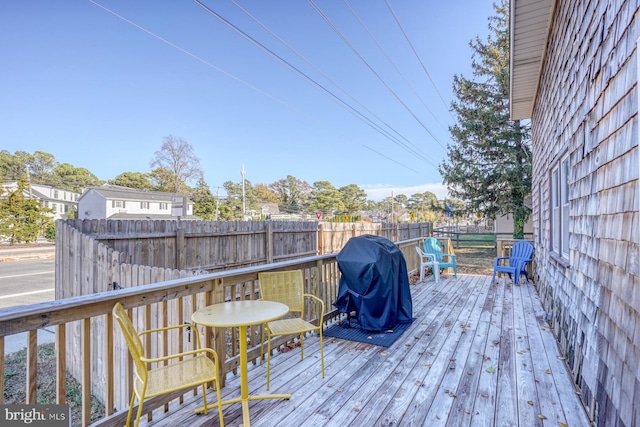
[441,233,496,248]
[4,343,105,427]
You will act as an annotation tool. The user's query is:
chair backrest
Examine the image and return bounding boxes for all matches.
[112,302,148,382]
[258,270,305,315]
[423,238,443,263]
[509,240,534,263]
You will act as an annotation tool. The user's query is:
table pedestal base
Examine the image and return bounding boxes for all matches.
[194,324,291,426]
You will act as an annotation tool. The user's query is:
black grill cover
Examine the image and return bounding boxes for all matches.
[334,235,413,332]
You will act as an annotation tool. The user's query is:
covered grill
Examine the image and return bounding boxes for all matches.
[333,235,413,332]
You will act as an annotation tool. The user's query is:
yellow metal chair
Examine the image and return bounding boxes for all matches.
[112,302,224,427]
[258,270,325,390]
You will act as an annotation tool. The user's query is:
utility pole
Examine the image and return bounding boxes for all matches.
[391,191,394,223]
[26,166,32,199]
[241,164,246,220]
[214,186,220,221]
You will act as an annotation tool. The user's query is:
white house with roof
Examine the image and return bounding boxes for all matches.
[2,181,80,221]
[78,185,195,220]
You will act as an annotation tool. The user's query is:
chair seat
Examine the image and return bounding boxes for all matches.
[267,317,317,336]
[136,355,218,398]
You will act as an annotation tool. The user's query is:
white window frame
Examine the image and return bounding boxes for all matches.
[551,167,560,253]
[551,155,570,259]
[561,156,570,258]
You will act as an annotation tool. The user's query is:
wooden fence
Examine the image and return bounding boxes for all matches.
[60,219,432,272]
[2,236,425,427]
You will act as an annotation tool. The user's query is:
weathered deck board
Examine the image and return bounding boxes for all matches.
[138,274,593,427]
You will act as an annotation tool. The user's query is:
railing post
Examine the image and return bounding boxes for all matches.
[26,330,37,404]
[56,323,67,406]
[212,278,226,388]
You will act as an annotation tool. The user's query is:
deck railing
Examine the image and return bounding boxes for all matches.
[0,238,423,427]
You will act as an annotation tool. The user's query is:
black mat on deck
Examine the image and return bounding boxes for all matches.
[323,317,414,347]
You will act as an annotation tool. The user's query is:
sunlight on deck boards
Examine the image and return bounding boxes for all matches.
[139,274,592,427]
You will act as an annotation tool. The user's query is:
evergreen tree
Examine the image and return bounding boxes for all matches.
[0,178,53,244]
[109,171,153,190]
[190,178,216,220]
[310,181,344,216]
[339,184,367,216]
[439,0,531,238]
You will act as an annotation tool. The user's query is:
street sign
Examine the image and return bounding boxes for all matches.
[316,211,322,219]
[172,196,186,217]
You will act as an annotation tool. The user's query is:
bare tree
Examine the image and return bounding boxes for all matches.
[150,135,203,193]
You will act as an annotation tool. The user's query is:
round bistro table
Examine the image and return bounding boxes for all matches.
[192,300,290,426]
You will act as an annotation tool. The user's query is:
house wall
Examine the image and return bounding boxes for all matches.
[77,190,107,220]
[531,1,639,426]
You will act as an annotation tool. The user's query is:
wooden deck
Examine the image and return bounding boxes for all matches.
[139,274,592,427]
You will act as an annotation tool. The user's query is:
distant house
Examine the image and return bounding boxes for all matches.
[494,195,533,240]
[2,181,80,221]
[78,185,195,220]
[510,1,639,426]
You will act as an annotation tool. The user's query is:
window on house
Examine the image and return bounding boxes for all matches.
[551,167,560,253]
[52,203,57,212]
[551,155,570,258]
[538,186,542,245]
[53,190,59,198]
[561,156,570,257]
[112,200,125,208]
[159,202,168,210]
[141,201,149,209]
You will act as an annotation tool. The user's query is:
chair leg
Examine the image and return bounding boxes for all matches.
[260,324,266,364]
[214,376,224,427]
[266,333,272,390]
[319,330,325,378]
[126,391,136,427]
[134,394,145,427]
[300,333,305,360]
[201,383,209,415]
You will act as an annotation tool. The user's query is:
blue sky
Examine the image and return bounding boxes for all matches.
[1,0,495,200]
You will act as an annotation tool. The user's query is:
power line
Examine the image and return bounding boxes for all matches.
[90,0,432,176]
[226,0,430,162]
[307,0,447,151]
[88,0,320,123]
[384,0,454,120]
[193,0,435,167]
[343,0,449,133]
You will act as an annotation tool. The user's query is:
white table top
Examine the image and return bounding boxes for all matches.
[191,300,289,328]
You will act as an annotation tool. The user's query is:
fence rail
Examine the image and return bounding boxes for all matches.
[434,227,534,250]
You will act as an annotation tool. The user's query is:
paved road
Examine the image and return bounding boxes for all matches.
[0,258,56,354]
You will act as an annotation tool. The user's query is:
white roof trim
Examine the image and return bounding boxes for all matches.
[509,0,555,120]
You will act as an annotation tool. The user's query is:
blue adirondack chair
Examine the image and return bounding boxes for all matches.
[492,240,534,285]
[422,237,457,277]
